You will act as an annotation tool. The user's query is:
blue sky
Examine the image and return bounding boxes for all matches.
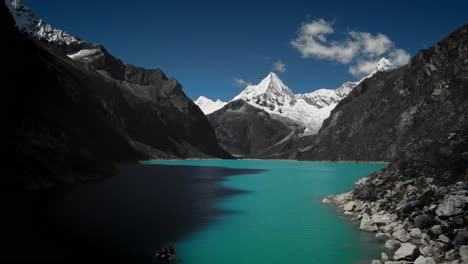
[23,0,467,101]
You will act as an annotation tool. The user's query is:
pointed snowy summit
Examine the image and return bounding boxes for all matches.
[233,72,294,102]
[376,57,396,72]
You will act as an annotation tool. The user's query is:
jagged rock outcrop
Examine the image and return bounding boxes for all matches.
[299,24,468,161]
[5,1,230,190]
[207,100,304,157]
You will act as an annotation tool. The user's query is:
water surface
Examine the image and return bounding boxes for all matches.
[145,160,386,264]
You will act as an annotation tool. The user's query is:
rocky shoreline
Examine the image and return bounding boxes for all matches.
[323,131,468,264]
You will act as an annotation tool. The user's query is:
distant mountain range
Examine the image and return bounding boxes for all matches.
[196,59,395,134]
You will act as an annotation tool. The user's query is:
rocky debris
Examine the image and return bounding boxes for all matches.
[324,131,468,263]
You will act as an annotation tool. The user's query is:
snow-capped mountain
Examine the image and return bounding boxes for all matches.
[196,58,396,134]
[194,96,227,114]
[5,0,85,46]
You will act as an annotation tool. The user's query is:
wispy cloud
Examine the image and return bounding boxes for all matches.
[235,78,253,87]
[348,59,383,78]
[291,19,410,78]
[272,60,286,72]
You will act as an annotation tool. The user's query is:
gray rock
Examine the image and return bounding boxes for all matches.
[420,245,435,257]
[414,215,435,228]
[436,195,466,217]
[382,252,389,262]
[344,201,357,211]
[386,239,402,251]
[394,243,420,260]
[355,201,365,211]
[360,214,379,232]
[421,233,431,244]
[439,234,450,243]
[453,231,468,248]
[459,245,468,263]
[411,228,422,238]
[393,228,412,242]
[431,225,443,235]
[376,232,392,241]
[414,255,436,264]
[445,249,458,261]
[455,181,468,190]
[371,260,381,264]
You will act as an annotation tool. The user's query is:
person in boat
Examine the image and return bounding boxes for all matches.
[169,247,176,261]
[155,247,170,264]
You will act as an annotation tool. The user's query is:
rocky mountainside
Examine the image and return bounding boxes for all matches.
[6,1,230,190]
[196,61,395,134]
[206,100,304,157]
[297,25,468,161]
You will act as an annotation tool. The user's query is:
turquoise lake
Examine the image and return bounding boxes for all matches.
[144,160,386,264]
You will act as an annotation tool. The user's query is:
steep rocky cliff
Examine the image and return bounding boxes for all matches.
[299,25,468,161]
[5,2,230,190]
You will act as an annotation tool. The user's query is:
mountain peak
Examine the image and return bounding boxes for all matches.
[376,57,396,72]
[6,0,84,45]
[234,72,294,102]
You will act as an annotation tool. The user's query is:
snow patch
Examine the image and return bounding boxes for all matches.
[194,96,227,114]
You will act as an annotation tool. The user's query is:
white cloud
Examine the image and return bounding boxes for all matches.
[349,31,393,56]
[389,49,411,66]
[273,60,286,72]
[235,78,253,87]
[291,19,411,78]
[290,19,359,63]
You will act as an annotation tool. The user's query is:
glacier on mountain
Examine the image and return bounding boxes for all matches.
[194,96,227,114]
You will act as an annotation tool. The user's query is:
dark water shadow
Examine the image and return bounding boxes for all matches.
[2,163,263,264]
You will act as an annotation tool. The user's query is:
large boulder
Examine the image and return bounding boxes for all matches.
[435,195,466,217]
[385,239,401,251]
[394,243,420,260]
[360,213,379,232]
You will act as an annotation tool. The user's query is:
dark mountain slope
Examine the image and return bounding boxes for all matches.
[298,24,468,161]
[4,2,230,190]
[207,100,303,157]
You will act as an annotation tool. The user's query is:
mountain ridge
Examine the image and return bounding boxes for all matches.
[196,58,395,134]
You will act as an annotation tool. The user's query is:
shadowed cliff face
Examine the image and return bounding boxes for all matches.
[297,24,468,161]
[4,2,230,190]
[207,100,303,157]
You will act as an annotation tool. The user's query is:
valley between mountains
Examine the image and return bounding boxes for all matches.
[5,0,468,263]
